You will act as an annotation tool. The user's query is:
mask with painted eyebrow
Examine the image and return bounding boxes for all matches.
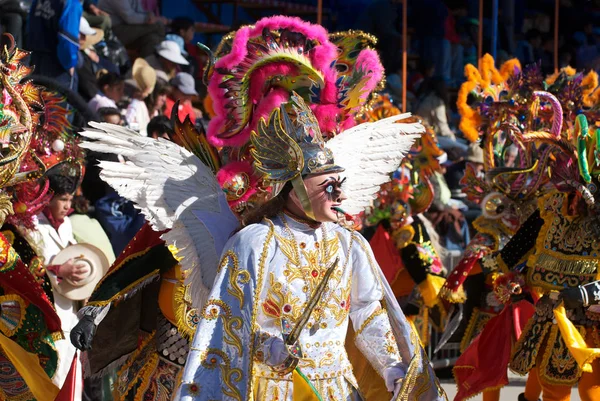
[321,177,346,200]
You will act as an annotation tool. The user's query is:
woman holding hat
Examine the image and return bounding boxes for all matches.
[125,58,156,135]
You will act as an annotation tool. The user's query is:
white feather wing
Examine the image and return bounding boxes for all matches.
[80,122,239,310]
[328,114,423,215]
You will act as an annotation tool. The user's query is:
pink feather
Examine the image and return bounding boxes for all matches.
[355,49,384,97]
[216,161,259,208]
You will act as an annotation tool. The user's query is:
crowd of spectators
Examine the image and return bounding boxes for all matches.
[0,0,211,261]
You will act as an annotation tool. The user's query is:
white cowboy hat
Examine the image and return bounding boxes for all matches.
[155,40,189,65]
[49,243,110,301]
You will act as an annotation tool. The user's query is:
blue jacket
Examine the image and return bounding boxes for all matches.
[28,0,82,71]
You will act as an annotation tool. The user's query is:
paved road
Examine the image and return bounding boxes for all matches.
[440,381,582,400]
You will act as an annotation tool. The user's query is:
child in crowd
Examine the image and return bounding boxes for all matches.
[145,80,170,117]
[164,72,198,121]
[97,107,123,125]
[125,58,156,135]
[147,115,174,141]
[88,71,124,112]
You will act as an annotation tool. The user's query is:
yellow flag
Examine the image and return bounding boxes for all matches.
[553,304,600,373]
[0,333,59,401]
[293,368,323,401]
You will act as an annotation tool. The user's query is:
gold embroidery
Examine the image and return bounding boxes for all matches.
[273,228,340,296]
[220,251,251,308]
[524,193,600,292]
[318,351,335,367]
[0,240,18,272]
[247,221,275,400]
[172,272,199,339]
[262,273,302,324]
[354,308,386,338]
[297,358,317,369]
[384,330,400,355]
[202,300,243,355]
[328,281,351,326]
[0,294,26,337]
[200,349,243,401]
[277,217,354,327]
[397,330,434,400]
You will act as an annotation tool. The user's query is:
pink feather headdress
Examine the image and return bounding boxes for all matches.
[205,15,384,148]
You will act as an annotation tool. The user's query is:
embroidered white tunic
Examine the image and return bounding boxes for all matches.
[180,215,446,401]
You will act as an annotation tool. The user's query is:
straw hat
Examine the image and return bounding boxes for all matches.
[80,17,104,50]
[48,243,110,301]
[466,143,484,164]
[126,58,157,97]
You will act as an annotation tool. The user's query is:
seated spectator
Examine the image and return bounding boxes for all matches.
[408,60,435,96]
[77,17,106,101]
[28,0,83,91]
[164,72,198,121]
[0,0,27,48]
[95,188,145,255]
[145,40,189,83]
[516,29,542,67]
[98,107,123,124]
[125,58,156,135]
[416,77,468,154]
[147,115,174,141]
[88,71,124,111]
[82,0,111,36]
[145,80,170,117]
[98,0,167,58]
[166,17,197,76]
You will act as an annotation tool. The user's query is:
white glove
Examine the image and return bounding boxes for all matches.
[392,382,402,400]
[263,335,293,367]
[383,365,405,392]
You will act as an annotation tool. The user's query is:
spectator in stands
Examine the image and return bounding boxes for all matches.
[416,77,468,154]
[166,17,198,76]
[145,40,189,83]
[28,0,83,91]
[164,72,198,122]
[125,58,156,135]
[145,80,170,117]
[77,17,105,101]
[515,29,542,67]
[88,72,124,112]
[94,187,145,255]
[97,0,167,58]
[147,115,174,141]
[98,107,123,125]
[82,0,111,36]
[355,0,401,72]
[407,60,435,96]
[414,0,450,83]
[0,0,27,48]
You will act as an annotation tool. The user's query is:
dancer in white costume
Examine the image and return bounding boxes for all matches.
[76,16,448,401]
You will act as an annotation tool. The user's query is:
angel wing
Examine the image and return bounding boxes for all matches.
[79,122,239,310]
[328,113,423,215]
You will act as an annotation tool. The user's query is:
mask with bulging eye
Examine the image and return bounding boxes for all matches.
[321,177,346,201]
